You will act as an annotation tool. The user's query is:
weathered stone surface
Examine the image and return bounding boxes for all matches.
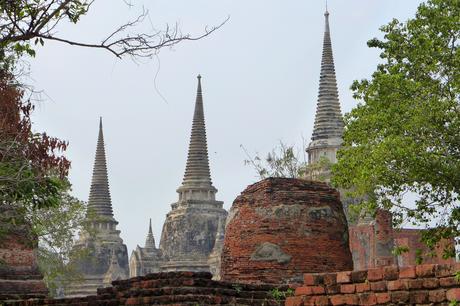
[0,205,48,301]
[129,219,163,277]
[157,76,227,274]
[221,178,353,285]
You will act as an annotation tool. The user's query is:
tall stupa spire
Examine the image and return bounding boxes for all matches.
[307,8,344,167]
[145,218,155,249]
[181,75,214,189]
[311,9,343,142]
[87,117,114,218]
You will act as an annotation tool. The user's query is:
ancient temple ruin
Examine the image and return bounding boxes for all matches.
[65,119,129,297]
[129,76,227,276]
[129,219,163,277]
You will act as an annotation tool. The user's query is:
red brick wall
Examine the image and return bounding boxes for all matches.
[5,272,287,306]
[394,229,455,267]
[0,205,48,301]
[221,178,353,285]
[349,209,455,270]
[287,263,460,305]
[349,210,396,270]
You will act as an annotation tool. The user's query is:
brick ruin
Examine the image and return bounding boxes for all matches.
[4,271,287,306]
[349,209,455,271]
[287,263,460,306]
[0,205,48,301]
[221,178,353,285]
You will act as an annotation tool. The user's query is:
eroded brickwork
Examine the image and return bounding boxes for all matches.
[0,205,48,301]
[221,178,353,285]
[286,263,460,305]
[5,272,286,306]
[349,210,455,270]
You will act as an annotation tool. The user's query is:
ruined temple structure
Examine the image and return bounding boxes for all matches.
[65,119,129,297]
[129,219,163,277]
[0,205,48,302]
[159,75,228,273]
[130,76,227,276]
[349,209,455,271]
[221,178,353,285]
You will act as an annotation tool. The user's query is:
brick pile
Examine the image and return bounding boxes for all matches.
[221,178,353,285]
[5,271,289,306]
[286,263,460,305]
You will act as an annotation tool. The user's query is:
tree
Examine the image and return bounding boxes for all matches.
[24,187,90,296]
[0,0,227,69]
[0,70,69,209]
[332,0,459,258]
[242,142,332,181]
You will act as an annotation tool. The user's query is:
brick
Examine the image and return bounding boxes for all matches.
[387,279,409,291]
[358,293,377,305]
[375,292,390,304]
[440,276,460,288]
[295,286,325,296]
[399,266,416,279]
[355,282,370,293]
[369,281,386,292]
[323,273,337,286]
[416,264,437,277]
[286,296,305,306]
[435,264,454,277]
[390,291,409,303]
[429,289,446,303]
[423,277,439,289]
[447,288,460,302]
[407,278,424,289]
[311,296,329,306]
[304,274,323,286]
[351,271,367,283]
[330,294,358,305]
[383,266,399,280]
[340,284,355,294]
[336,271,352,284]
[326,284,340,295]
[366,268,383,281]
[409,290,428,304]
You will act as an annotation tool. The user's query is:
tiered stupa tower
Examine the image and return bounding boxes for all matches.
[159,75,227,272]
[65,118,129,297]
[129,219,163,277]
[306,9,344,171]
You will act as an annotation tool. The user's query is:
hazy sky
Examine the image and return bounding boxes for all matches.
[29,0,425,254]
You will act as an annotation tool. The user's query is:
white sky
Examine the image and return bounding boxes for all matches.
[29,0,425,253]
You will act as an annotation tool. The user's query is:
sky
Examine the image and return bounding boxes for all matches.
[29,0,425,254]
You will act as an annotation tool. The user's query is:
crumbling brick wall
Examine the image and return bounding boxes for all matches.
[221,178,353,285]
[349,209,455,270]
[0,205,48,301]
[286,263,460,305]
[4,271,288,306]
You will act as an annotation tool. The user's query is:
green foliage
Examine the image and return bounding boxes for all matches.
[332,0,460,257]
[269,288,295,304]
[450,299,459,306]
[455,271,460,283]
[242,141,333,181]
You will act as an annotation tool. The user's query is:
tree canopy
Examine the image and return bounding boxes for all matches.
[332,0,460,257]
